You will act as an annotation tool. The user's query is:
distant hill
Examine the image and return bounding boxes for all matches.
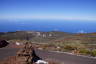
[0,31,71,43]
[0,31,96,45]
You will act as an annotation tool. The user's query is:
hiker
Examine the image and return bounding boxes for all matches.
[31,49,42,63]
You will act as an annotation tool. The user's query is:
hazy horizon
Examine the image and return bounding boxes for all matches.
[0,20,96,33]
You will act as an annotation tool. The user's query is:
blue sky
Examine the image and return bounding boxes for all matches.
[0,0,96,21]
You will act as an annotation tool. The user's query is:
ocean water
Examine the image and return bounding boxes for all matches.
[0,20,96,33]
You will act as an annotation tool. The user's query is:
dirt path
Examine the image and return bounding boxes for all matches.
[0,48,19,60]
[36,49,96,64]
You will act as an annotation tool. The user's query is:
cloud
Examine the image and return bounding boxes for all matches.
[0,15,96,21]
[77,30,87,33]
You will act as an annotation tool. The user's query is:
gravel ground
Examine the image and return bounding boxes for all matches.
[0,47,96,64]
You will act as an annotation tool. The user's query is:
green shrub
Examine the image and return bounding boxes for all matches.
[64,42,85,51]
[91,49,96,57]
[79,49,91,55]
[64,45,75,50]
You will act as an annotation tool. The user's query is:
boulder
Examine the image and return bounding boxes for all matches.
[0,40,9,48]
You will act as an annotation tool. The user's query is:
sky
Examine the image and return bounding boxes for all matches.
[0,0,96,21]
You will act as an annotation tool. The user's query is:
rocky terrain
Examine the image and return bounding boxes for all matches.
[0,42,61,64]
[0,31,96,64]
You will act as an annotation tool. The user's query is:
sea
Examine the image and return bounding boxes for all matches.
[0,19,96,33]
